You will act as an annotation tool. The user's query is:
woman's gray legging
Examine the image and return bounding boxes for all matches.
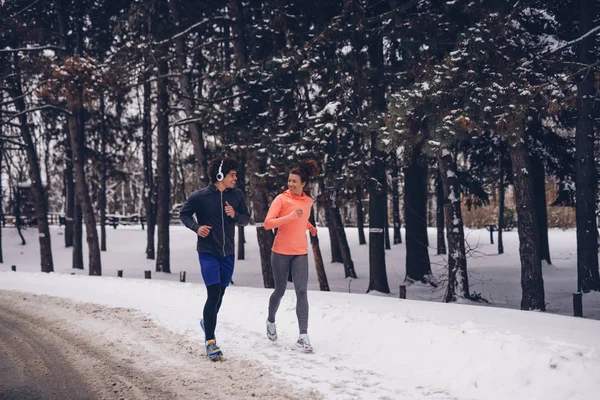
[268,252,309,334]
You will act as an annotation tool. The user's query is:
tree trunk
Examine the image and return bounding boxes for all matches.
[68,106,101,275]
[237,154,247,260]
[324,198,343,262]
[168,0,208,189]
[327,193,357,278]
[0,116,3,263]
[575,0,600,292]
[498,152,505,254]
[384,192,391,251]
[54,0,100,275]
[367,133,390,293]
[436,171,447,255]
[390,157,402,244]
[142,57,156,260]
[355,184,367,245]
[509,124,545,311]
[153,16,171,273]
[13,185,26,245]
[438,148,469,302]
[73,199,83,269]
[249,153,275,288]
[404,149,433,283]
[64,128,74,247]
[54,0,73,249]
[309,210,329,291]
[531,155,551,265]
[99,95,108,252]
[8,76,54,273]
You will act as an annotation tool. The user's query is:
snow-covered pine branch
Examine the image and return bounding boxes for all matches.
[543,24,600,55]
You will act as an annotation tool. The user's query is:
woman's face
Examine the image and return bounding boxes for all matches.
[287,173,305,195]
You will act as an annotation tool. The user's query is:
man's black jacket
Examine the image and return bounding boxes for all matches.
[179,184,250,256]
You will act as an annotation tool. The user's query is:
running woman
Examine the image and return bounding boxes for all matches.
[263,159,319,352]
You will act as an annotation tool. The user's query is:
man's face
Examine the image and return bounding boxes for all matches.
[222,171,237,188]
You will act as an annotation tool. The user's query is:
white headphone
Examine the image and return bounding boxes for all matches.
[216,160,224,182]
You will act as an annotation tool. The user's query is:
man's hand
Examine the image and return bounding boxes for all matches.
[197,225,212,238]
[225,201,235,218]
[310,227,317,237]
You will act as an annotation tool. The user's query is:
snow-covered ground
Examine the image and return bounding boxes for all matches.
[1,226,599,399]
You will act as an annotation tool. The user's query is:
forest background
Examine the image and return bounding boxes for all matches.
[1,0,600,313]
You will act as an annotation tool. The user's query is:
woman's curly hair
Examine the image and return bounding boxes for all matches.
[290,159,319,183]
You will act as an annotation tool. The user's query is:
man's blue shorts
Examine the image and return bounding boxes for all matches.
[198,252,235,287]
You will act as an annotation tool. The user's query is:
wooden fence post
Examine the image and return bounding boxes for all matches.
[399,285,406,299]
[573,292,583,317]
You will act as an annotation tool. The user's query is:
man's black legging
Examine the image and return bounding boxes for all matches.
[204,284,226,341]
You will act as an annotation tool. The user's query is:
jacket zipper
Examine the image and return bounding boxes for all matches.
[221,191,226,256]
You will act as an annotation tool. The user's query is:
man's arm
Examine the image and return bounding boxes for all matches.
[233,190,251,226]
[179,193,201,233]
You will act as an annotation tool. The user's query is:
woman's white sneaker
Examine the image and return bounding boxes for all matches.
[295,334,313,353]
[266,320,277,341]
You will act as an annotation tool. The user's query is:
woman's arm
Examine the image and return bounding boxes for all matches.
[264,196,298,230]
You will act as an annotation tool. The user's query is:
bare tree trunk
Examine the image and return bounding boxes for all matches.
[575,0,600,292]
[73,199,83,269]
[54,0,100,275]
[142,70,156,260]
[404,147,433,283]
[68,107,101,275]
[237,154,247,260]
[0,127,3,261]
[8,71,54,273]
[13,185,26,245]
[355,185,367,245]
[155,59,170,273]
[152,1,171,274]
[367,133,390,293]
[438,148,469,302]
[168,0,208,189]
[498,151,505,254]
[99,95,108,252]
[324,199,343,262]
[384,190,391,251]
[64,128,74,247]
[249,154,275,288]
[0,102,4,262]
[531,155,551,264]
[436,171,446,255]
[309,210,329,291]
[326,192,357,278]
[509,124,545,311]
[390,157,402,244]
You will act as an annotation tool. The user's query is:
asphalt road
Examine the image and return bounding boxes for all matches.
[0,291,322,400]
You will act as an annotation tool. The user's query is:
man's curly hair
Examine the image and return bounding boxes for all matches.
[208,157,239,183]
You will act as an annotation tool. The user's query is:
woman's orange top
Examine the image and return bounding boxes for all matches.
[264,190,316,255]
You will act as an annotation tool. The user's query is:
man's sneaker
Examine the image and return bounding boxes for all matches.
[266,320,277,341]
[205,339,223,361]
[295,334,313,353]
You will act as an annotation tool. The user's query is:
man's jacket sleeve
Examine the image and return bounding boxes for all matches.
[179,194,201,233]
[234,191,251,226]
